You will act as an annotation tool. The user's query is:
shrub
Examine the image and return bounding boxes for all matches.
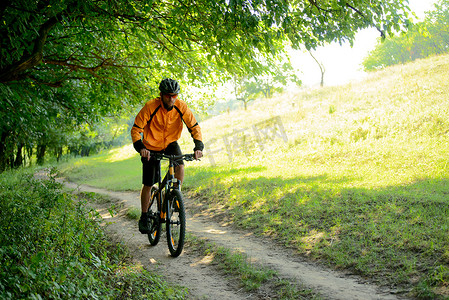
[0,168,186,299]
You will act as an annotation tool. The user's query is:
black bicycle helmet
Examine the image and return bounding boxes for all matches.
[159,78,180,94]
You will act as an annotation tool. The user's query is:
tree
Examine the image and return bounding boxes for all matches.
[309,51,326,87]
[233,75,255,111]
[0,0,412,170]
[233,56,302,110]
[363,0,449,70]
[1,0,412,85]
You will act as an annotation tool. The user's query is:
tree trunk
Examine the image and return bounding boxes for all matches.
[309,50,325,87]
[0,16,59,83]
[56,146,63,162]
[81,145,90,157]
[0,131,8,172]
[36,144,46,165]
[13,143,23,168]
[26,145,33,166]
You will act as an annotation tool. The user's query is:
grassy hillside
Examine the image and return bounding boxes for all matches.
[60,53,449,299]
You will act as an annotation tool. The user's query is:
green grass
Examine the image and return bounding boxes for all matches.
[186,234,320,299]
[58,53,449,299]
[126,206,141,220]
[59,145,142,191]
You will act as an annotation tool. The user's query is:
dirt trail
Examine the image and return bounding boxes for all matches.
[63,180,407,300]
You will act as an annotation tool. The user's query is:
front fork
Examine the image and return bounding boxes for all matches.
[160,164,178,220]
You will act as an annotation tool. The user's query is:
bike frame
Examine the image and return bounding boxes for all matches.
[147,152,195,257]
[152,153,194,221]
[157,155,179,220]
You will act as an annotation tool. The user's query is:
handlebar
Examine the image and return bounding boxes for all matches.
[150,152,196,162]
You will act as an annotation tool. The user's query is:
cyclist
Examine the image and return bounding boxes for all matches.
[131,78,203,234]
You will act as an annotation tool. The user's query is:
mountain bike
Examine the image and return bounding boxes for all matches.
[146,152,196,257]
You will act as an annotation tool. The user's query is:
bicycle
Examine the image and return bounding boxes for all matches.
[145,152,196,257]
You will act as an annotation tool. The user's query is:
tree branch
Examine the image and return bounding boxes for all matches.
[25,54,148,87]
[307,0,337,13]
[308,50,325,87]
[345,3,385,38]
[307,1,385,38]
[0,15,60,83]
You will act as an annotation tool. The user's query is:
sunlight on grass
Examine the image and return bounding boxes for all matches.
[301,231,326,254]
[59,146,141,191]
[106,144,136,162]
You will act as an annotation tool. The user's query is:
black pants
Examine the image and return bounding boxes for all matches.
[141,141,183,186]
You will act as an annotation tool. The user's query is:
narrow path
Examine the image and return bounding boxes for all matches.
[63,180,407,300]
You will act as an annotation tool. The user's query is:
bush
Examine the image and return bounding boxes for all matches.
[0,168,187,299]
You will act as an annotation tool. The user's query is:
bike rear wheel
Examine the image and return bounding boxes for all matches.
[147,186,161,246]
[166,189,186,257]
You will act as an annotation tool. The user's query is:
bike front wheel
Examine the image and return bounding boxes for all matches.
[166,189,186,257]
[147,186,161,246]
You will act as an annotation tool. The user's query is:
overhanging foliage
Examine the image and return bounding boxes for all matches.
[0,0,412,170]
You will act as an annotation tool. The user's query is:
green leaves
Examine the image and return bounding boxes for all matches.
[0,168,187,299]
[363,0,449,71]
[1,0,413,85]
[0,0,412,169]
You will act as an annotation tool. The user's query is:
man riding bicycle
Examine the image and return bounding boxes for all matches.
[131,78,204,234]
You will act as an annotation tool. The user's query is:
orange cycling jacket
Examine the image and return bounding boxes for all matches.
[131,97,203,153]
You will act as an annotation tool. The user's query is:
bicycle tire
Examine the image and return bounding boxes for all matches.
[166,189,186,257]
[147,186,161,246]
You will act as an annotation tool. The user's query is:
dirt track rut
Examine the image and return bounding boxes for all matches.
[63,180,406,300]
